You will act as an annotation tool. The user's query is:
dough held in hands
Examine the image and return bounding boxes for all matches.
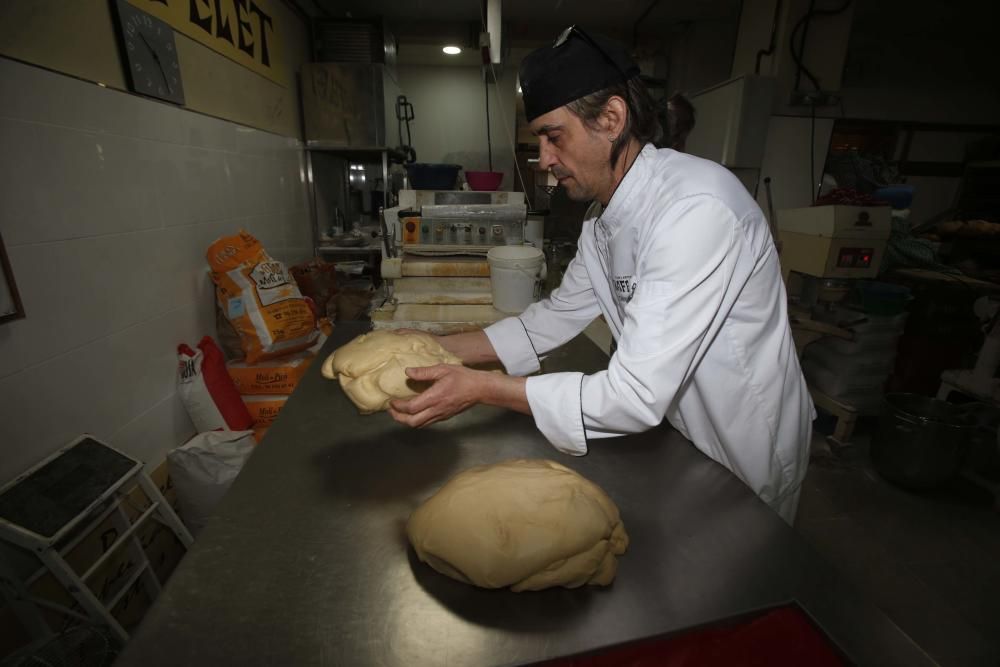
[407,459,629,592]
[321,330,462,413]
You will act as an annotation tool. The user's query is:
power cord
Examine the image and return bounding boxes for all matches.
[789,0,853,92]
[810,101,817,203]
[755,0,783,74]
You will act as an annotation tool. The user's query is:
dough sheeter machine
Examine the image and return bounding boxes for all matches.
[374,189,531,333]
[777,204,894,447]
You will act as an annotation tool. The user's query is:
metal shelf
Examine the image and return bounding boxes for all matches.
[307,146,389,283]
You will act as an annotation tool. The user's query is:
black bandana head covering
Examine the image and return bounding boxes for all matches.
[519,26,640,123]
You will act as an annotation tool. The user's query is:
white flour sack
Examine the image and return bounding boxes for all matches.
[177,337,254,432]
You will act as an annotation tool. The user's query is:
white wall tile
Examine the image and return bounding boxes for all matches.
[0,58,313,484]
[225,153,258,219]
[154,143,232,226]
[233,214,285,252]
[0,301,212,483]
[92,88,184,145]
[0,222,229,378]
[236,125,281,157]
[283,210,313,249]
[110,393,196,471]
[279,152,309,215]
[257,158,285,217]
[0,58,184,145]
[0,119,163,245]
[177,109,240,152]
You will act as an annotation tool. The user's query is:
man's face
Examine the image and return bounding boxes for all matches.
[531,107,612,203]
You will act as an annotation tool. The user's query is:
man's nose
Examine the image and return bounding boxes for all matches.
[537,140,556,172]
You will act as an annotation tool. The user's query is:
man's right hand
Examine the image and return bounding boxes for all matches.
[388,364,529,428]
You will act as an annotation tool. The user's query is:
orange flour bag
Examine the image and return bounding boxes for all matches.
[226,350,315,395]
[207,231,318,363]
[243,395,289,427]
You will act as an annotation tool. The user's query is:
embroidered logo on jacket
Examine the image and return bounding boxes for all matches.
[613,275,637,302]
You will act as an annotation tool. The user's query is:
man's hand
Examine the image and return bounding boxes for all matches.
[388,365,485,427]
[391,328,500,366]
[389,364,530,427]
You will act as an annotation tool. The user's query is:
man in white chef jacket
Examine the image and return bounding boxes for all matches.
[389,27,814,524]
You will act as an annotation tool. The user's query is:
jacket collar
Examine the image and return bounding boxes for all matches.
[595,143,657,230]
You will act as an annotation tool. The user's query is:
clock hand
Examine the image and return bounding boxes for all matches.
[138,32,172,94]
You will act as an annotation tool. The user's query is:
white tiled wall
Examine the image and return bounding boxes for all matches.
[0,57,313,483]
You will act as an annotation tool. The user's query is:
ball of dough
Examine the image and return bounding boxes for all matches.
[321,330,462,413]
[407,459,629,592]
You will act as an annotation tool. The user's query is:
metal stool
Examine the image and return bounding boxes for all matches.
[0,435,194,644]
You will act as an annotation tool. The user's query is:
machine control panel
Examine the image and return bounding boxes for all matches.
[393,190,528,250]
[398,217,518,246]
[400,204,524,247]
[836,247,874,269]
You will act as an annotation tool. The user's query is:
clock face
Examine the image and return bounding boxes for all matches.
[113,0,185,105]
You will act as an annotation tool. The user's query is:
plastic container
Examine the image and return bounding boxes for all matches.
[845,311,909,335]
[465,170,504,191]
[487,245,546,314]
[874,185,915,210]
[802,360,889,397]
[871,394,974,490]
[823,331,901,355]
[803,343,896,376]
[405,163,462,190]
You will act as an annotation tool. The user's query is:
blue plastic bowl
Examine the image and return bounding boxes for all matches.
[405,163,462,190]
[874,185,915,210]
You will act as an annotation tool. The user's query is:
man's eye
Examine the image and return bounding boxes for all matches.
[549,135,560,145]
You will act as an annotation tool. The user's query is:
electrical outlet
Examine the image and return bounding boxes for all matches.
[789,90,841,107]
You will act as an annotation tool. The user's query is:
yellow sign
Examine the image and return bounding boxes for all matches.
[127,0,285,87]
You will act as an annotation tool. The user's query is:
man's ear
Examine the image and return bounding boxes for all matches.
[601,96,629,138]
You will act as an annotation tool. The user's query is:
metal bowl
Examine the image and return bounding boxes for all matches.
[871,394,974,490]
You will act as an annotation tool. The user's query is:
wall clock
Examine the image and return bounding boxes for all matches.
[112,0,186,105]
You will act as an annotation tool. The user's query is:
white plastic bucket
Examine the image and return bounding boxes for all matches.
[487,245,546,314]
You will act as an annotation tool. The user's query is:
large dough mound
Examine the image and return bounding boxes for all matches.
[321,330,462,413]
[407,459,629,592]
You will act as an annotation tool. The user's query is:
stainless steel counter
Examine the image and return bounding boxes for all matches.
[118,322,934,666]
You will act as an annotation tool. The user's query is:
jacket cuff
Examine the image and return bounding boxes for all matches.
[525,372,588,456]
[484,317,541,376]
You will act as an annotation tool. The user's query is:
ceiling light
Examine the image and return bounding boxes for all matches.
[442,45,461,55]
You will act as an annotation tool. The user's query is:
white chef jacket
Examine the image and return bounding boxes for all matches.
[485,144,814,512]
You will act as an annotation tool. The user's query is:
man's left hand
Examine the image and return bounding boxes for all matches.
[388,364,485,427]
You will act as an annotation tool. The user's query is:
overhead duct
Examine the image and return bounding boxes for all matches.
[312,18,397,72]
